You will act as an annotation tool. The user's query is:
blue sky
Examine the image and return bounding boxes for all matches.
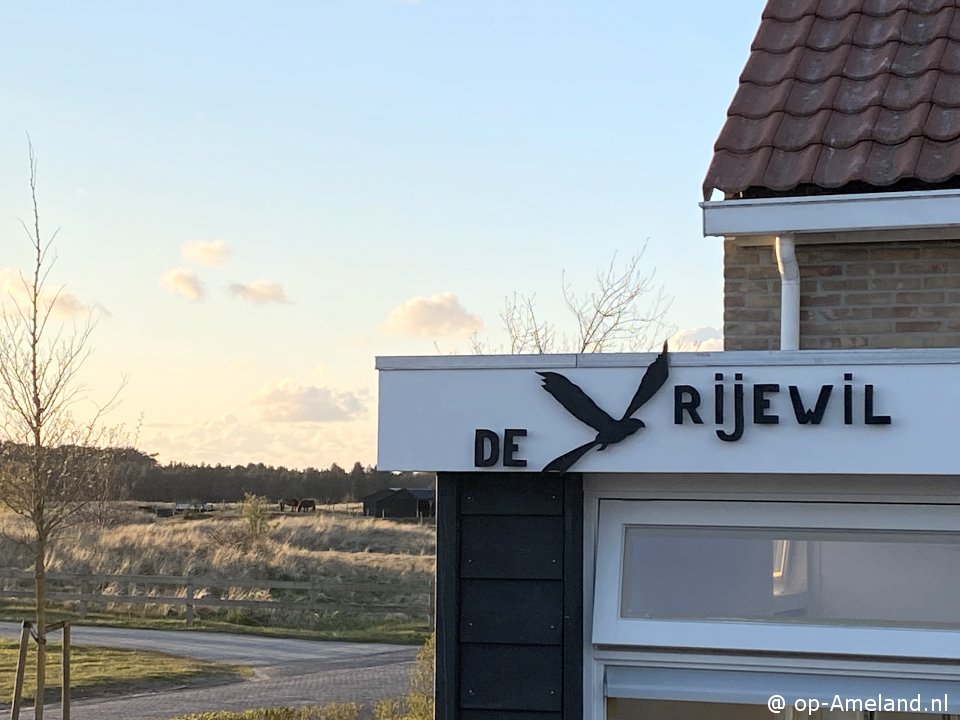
[0,1,764,469]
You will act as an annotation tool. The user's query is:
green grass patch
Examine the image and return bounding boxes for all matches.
[0,639,249,703]
[171,705,362,720]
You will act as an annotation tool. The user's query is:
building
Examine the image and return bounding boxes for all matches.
[378,3,960,719]
[361,487,435,518]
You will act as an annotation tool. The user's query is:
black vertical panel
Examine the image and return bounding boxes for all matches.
[436,474,459,720]
[437,472,583,720]
[562,475,584,720]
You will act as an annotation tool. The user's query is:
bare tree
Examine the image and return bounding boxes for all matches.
[472,245,673,355]
[0,142,124,717]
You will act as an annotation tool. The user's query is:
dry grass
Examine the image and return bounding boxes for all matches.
[0,510,435,636]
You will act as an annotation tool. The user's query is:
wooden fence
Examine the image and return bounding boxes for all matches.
[0,570,434,628]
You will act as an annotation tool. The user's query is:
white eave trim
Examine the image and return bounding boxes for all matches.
[700,188,960,237]
[375,348,960,371]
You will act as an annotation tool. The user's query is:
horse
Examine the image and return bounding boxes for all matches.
[280,498,299,512]
[296,499,316,512]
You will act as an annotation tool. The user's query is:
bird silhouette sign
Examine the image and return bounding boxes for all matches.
[537,341,669,474]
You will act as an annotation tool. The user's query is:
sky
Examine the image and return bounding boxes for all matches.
[0,1,765,470]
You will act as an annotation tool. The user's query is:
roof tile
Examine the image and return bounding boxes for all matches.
[863,136,923,183]
[842,42,899,78]
[874,103,933,143]
[704,147,775,195]
[832,75,888,113]
[796,46,852,82]
[728,80,795,118]
[813,142,873,186]
[916,135,960,179]
[808,14,865,51]
[742,48,804,85]
[941,39,960,72]
[923,103,960,139]
[817,0,864,20]
[763,0,820,22]
[753,15,817,52]
[891,36,949,75]
[775,109,833,150]
[931,69,960,104]
[714,113,785,153]
[883,69,940,109]
[853,9,907,46]
[861,0,911,15]
[763,145,824,189]
[821,105,882,147]
[785,77,844,115]
[900,6,956,44]
[705,0,960,197]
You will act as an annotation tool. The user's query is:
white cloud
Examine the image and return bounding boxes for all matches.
[228,281,289,304]
[669,326,723,352]
[182,239,229,267]
[160,268,205,301]
[252,379,367,422]
[0,268,94,318]
[141,414,375,470]
[382,291,483,337]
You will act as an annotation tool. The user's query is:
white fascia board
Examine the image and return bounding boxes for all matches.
[701,188,960,237]
[376,348,960,371]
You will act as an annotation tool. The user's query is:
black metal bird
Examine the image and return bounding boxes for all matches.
[537,341,669,474]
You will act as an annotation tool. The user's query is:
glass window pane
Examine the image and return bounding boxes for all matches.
[621,526,960,627]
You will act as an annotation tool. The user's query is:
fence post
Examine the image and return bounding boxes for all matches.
[61,623,70,720]
[10,620,31,720]
[185,582,194,627]
[78,581,88,620]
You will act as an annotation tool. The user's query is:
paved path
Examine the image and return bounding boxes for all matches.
[0,623,417,719]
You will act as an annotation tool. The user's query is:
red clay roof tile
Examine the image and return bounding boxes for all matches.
[842,42,898,79]
[923,103,960,138]
[916,136,960,179]
[705,0,960,198]
[742,48,805,84]
[796,46,852,82]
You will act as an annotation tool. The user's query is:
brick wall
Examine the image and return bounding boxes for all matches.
[724,238,960,350]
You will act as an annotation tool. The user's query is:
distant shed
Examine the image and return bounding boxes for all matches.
[362,487,435,518]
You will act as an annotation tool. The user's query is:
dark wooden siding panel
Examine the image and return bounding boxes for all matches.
[562,476,584,720]
[461,515,564,579]
[460,578,563,645]
[436,475,460,720]
[460,643,562,711]
[461,712,561,720]
[461,473,563,516]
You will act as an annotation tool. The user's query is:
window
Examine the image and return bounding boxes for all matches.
[594,500,960,659]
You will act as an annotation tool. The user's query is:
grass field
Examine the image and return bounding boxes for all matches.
[0,507,436,643]
[0,640,248,703]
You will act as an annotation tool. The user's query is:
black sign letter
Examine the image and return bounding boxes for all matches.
[474,429,500,467]
[790,385,832,424]
[674,385,703,424]
[503,428,528,467]
[753,384,780,425]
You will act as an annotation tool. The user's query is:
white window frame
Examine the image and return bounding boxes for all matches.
[594,498,960,659]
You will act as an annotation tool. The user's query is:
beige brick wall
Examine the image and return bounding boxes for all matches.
[724,238,960,350]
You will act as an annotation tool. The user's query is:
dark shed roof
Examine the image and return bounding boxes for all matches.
[704,0,960,199]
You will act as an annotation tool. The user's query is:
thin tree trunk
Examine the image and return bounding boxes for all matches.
[34,536,46,720]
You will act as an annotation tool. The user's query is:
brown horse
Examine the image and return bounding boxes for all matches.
[280,498,300,512]
[296,499,316,512]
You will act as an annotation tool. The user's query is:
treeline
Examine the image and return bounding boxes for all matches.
[130,459,428,504]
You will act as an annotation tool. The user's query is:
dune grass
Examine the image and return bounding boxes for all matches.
[0,510,435,643]
[0,640,248,703]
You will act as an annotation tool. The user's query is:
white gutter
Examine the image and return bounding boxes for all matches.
[700,188,960,237]
[775,234,800,351]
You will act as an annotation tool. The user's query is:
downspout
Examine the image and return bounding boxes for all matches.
[775,234,800,351]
